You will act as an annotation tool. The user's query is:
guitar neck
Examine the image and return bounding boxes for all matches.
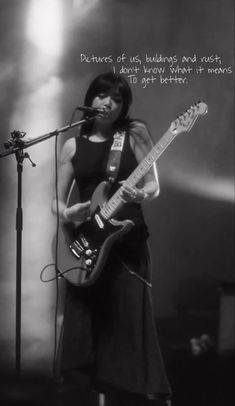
[100,127,178,219]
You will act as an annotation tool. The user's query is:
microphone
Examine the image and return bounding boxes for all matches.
[76,106,110,117]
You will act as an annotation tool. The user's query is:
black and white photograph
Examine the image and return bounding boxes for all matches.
[0,1,234,405]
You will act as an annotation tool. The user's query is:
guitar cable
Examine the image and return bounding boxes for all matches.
[40,132,66,379]
[52,131,61,379]
[39,109,80,380]
[51,108,79,381]
[40,108,92,380]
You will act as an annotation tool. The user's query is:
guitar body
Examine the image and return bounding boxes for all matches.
[57,181,134,286]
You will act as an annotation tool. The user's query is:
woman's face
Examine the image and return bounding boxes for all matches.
[91,89,124,124]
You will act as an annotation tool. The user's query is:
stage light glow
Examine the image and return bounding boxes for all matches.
[26,0,63,57]
[72,0,100,19]
[170,170,234,203]
[10,75,63,145]
[2,0,65,369]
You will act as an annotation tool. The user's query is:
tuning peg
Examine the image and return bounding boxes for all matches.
[188,106,195,113]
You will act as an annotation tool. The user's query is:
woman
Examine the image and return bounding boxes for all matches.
[52,72,171,405]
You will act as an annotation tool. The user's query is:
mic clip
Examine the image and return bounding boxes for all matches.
[4,131,26,149]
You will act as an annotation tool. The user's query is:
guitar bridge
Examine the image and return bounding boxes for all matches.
[69,238,84,259]
[70,247,81,259]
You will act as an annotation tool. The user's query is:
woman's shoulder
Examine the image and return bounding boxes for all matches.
[60,136,76,163]
[128,119,152,145]
[128,118,148,129]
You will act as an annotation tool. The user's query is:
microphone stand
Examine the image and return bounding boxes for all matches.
[0,117,91,378]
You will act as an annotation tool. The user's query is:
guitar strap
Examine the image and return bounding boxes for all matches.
[105,130,126,183]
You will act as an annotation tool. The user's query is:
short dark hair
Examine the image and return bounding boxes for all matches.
[84,72,132,120]
[80,72,132,135]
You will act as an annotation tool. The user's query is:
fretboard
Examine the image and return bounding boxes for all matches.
[100,128,178,220]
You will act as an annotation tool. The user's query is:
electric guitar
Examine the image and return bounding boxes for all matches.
[56,101,208,286]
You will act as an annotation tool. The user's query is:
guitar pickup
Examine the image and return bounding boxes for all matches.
[94,214,104,229]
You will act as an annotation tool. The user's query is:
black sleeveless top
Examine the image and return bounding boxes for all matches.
[71,130,149,244]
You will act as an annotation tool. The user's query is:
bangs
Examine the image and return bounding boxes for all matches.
[86,76,126,102]
[84,72,132,123]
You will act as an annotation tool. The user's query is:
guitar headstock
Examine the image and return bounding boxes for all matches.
[170,101,208,135]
